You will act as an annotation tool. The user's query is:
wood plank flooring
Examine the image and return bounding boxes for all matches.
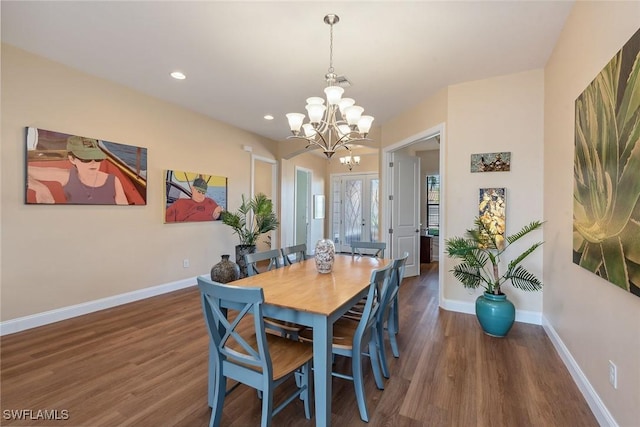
[1,263,598,426]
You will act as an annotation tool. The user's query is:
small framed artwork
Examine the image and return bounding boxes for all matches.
[471,152,511,172]
[25,127,147,205]
[165,170,227,223]
[479,188,506,248]
[314,195,325,219]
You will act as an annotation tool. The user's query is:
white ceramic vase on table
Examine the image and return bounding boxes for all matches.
[315,239,335,273]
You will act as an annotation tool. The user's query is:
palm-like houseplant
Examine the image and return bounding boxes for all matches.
[221,193,279,246]
[221,193,279,277]
[445,217,544,336]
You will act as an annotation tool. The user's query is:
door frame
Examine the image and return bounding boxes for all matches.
[382,122,446,307]
[294,166,313,252]
[251,154,278,249]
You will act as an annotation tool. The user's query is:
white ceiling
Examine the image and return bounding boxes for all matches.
[1,1,574,143]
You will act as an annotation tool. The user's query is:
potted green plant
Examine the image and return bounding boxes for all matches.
[221,193,279,278]
[445,217,544,337]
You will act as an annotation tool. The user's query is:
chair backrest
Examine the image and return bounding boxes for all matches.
[281,243,307,266]
[353,264,392,349]
[197,276,273,381]
[378,252,409,324]
[245,248,282,276]
[351,241,386,258]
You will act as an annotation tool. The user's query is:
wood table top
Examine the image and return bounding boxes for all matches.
[230,254,390,316]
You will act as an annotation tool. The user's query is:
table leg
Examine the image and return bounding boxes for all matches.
[312,315,332,427]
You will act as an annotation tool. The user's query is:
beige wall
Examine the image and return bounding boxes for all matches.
[445,69,545,312]
[0,44,278,320]
[380,69,544,314]
[544,2,640,425]
[381,88,448,147]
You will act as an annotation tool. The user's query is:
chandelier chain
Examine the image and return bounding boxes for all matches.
[328,19,334,74]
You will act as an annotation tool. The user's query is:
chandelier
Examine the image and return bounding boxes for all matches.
[340,154,360,171]
[286,14,374,159]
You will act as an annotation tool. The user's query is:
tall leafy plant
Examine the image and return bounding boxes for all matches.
[221,193,279,246]
[445,218,544,295]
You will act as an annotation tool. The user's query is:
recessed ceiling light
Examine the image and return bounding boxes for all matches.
[264,115,274,120]
[170,71,186,80]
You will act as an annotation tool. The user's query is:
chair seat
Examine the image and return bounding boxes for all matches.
[299,317,357,351]
[264,318,306,338]
[228,332,314,381]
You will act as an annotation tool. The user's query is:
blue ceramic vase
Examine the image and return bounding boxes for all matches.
[475,292,515,337]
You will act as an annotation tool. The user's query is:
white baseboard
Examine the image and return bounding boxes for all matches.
[542,316,617,427]
[440,298,542,325]
[0,277,198,336]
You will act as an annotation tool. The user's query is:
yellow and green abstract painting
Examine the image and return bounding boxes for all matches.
[574,27,640,297]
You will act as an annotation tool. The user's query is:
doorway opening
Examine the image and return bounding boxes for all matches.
[383,123,445,304]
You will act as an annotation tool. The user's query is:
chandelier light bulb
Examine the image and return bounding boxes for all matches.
[286,113,305,133]
[345,105,364,126]
[324,86,345,105]
[357,115,374,135]
[338,98,355,116]
[303,123,317,137]
[306,103,326,124]
[338,124,351,138]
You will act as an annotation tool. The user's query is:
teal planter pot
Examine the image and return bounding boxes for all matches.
[475,292,515,337]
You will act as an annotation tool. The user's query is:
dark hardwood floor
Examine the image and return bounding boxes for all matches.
[1,263,598,426]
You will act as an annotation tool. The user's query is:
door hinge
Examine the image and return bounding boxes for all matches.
[388,195,393,201]
[389,228,394,234]
[389,161,394,167]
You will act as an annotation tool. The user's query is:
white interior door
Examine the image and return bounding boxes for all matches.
[391,151,420,277]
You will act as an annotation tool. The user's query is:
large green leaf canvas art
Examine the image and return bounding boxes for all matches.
[574,27,640,297]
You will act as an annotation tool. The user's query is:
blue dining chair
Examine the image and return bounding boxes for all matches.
[376,251,409,378]
[301,263,391,422]
[245,249,282,276]
[245,249,304,340]
[197,276,313,427]
[281,243,308,266]
[351,241,386,258]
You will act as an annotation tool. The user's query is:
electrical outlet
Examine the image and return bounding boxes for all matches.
[183,259,190,268]
[608,360,617,389]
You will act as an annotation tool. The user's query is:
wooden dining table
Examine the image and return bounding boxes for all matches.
[221,253,390,427]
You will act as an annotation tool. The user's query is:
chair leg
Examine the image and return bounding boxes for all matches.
[352,353,369,423]
[377,320,390,379]
[392,297,400,333]
[388,327,400,359]
[390,298,400,358]
[210,371,226,427]
[260,383,274,427]
[301,362,312,419]
[368,339,385,390]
